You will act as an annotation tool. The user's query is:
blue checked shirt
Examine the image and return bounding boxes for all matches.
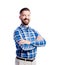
[13,24,46,59]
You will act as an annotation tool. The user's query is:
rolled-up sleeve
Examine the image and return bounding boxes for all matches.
[20,44,35,51]
[31,38,46,47]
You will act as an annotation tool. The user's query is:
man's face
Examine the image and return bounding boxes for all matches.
[19,10,31,25]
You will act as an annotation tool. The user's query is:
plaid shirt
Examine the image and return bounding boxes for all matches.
[13,24,46,59]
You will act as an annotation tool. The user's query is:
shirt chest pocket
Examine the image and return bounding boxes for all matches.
[20,30,36,41]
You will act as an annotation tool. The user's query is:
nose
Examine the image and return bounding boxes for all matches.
[25,15,29,19]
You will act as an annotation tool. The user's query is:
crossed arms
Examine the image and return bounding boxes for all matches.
[17,36,46,50]
[14,31,46,51]
[19,36,44,44]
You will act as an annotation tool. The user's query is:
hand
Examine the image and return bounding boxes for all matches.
[18,40,31,44]
[37,36,43,41]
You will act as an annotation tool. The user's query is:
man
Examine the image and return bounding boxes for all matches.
[13,7,46,65]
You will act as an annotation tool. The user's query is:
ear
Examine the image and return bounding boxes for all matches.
[19,16,21,19]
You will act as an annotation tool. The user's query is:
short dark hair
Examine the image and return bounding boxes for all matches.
[20,7,30,14]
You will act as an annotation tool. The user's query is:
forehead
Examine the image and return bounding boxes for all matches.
[20,10,31,15]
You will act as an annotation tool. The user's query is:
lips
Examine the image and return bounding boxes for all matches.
[24,19,28,20]
[24,18,29,21]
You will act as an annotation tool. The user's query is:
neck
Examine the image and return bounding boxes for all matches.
[22,23,29,27]
[25,25,29,27]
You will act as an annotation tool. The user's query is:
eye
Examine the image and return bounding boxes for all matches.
[28,15,30,17]
[22,14,25,16]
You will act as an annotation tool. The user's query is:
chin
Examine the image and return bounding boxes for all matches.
[24,23,29,25]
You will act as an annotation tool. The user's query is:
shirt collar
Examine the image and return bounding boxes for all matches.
[20,24,30,30]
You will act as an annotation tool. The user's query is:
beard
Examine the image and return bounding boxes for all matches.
[21,18,30,25]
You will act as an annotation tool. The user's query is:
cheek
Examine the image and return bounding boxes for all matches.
[21,16,25,20]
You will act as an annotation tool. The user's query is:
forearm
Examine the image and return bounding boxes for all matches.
[20,44,35,51]
[18,40,35,51]
[31,38,46,47]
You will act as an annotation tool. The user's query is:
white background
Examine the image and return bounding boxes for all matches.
[0,0,58,65]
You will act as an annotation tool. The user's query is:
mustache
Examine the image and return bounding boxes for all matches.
[24,18,29,20]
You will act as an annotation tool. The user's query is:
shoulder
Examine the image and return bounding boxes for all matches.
[14,26,21,32]
[30,27,38,33]
[13,26,21,35]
